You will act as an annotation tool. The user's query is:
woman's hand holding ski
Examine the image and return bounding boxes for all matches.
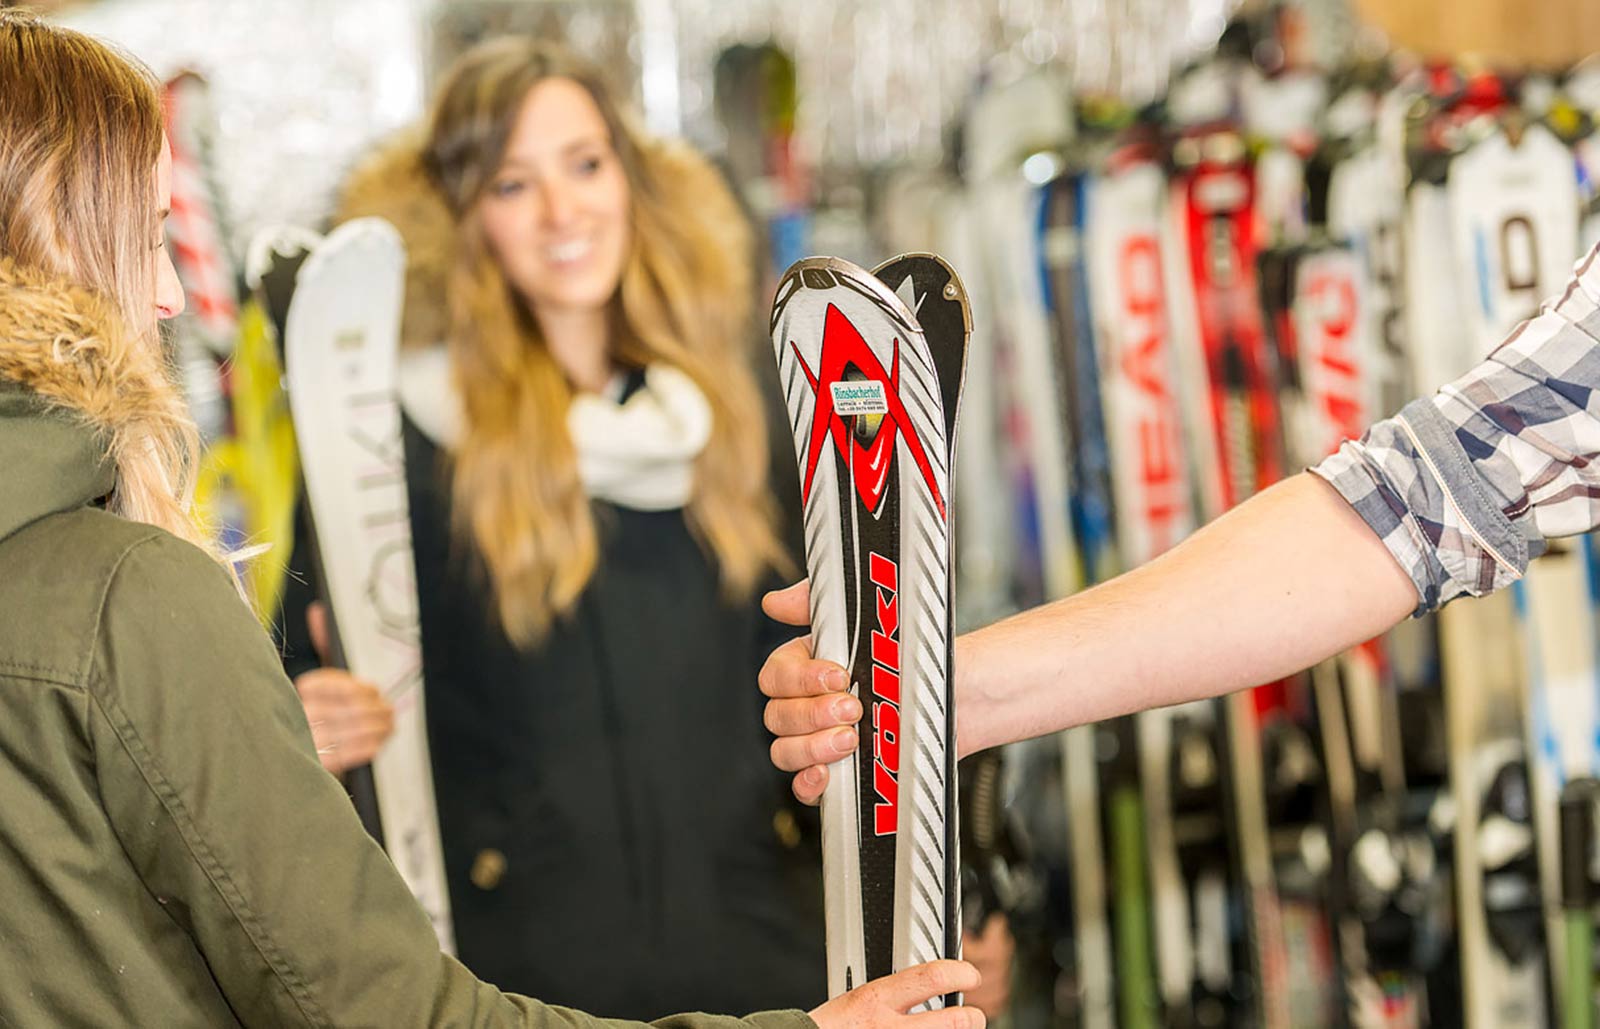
[294,669,395,774]
[809,960,985,1029]
[295,600,397,775]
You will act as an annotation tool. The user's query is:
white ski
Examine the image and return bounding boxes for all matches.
[283,217,454,952]
[1085,156,1209,1020]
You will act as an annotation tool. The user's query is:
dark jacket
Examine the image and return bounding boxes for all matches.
[0,257,813,1029]
[404,406,825,1017]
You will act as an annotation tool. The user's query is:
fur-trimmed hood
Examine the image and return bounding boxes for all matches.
[0,258,169,541]
[332,126,756,354]
[334,127,457,354]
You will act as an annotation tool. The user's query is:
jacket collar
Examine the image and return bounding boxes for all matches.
[0,259,133,543]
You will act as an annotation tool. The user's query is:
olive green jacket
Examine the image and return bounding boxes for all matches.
[0,260,816,1029]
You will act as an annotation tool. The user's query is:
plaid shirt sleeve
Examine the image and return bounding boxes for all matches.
[1311,242,1600,614]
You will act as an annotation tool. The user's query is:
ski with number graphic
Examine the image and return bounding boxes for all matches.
[771,256,965,1002]
[1446,118,1582,1028]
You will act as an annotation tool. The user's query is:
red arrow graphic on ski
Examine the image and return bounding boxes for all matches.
[791,302,946,519]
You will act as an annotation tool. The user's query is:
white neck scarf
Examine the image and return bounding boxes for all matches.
[397,346,711,511]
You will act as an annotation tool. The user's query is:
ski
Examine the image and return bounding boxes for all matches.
[1171,129,1297,1028]
[872,251,974,995]
[961,86,1112,1022]
[1517,535,1600,1029]
[1413,115,1548,1027]
[770,256,961,1001]
[283,218,455,952]
[1282,232,1429,1026]
[1041,164,1164,1029]
[1255,241,1342,1029]
[1444,123,1580,362]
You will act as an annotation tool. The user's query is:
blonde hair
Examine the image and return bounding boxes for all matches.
[0,11,215,559]
[423,38,786,645]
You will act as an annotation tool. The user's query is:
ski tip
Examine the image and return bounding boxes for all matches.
[770,255,926,342]
[298,217,407,284]
[243,224,324,290]
[871,252,974,335]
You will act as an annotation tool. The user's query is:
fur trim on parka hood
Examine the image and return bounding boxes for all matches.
[332,126,756,354]
[333,127,457,354]
[0,258,177,542]
[0,262,120,544]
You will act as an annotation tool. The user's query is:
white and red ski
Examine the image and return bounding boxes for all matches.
[1170,134,1309,1028]
[770,257,961,1001]
[1087,152,1218,1024]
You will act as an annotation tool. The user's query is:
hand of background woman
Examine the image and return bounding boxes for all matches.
[759,580,862,805]
[809,959,984,1029]
[293,601,396,775]
[960,914,1015,1020]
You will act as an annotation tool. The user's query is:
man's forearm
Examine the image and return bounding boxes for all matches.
[956,473,1420,755]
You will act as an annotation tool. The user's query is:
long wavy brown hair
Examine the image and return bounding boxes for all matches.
[422,38,785,645]
[0,11,216,561]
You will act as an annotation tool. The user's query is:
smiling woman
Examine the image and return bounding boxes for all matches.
[283,36,833,1018]
[420,38,785,646]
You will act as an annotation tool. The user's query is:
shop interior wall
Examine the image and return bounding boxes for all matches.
[48,0,1255,253]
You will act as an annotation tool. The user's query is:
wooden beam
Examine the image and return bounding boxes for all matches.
[1355,0,1600,68]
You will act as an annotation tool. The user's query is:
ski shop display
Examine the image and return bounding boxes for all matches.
[1443,109,1586,1028]
[283,218,454,952]
[862,12,1600,1023]
[1041,164,1162,1029]
[1170,128,1308,1029]
[726,12,1600,1024]
[1086,143,1239,1029]
[770,254,966,1002]
[918,31,1600,1025]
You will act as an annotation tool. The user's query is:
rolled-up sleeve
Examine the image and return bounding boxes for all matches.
[1312,243,1600,614]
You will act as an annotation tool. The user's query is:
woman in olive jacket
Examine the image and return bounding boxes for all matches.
[0,12,979,1026]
